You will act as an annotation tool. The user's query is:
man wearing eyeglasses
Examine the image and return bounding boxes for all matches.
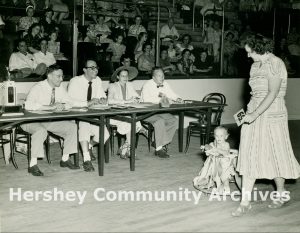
[22,64,84,176]
[68,60,109,172]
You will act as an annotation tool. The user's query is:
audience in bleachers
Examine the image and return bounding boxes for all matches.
[224,23,239,42]
[134,31,147,62]
[127,15,146,39]
[33,37,55,67]
[17,5,39,36]
[137,43,155,74]
[106,34,126,70]
[1,0,300,79]
[194,50,213,74]
[94,14,112,43]
[47,30,62,59]
[0,0,35,16]
[176,34,194,54]
[48,0,69,24]
[9,38,46,78]
[223,32,239,75]
[159,49,176,74]
[40,7,58,38]
[160,18,179,44]
[166,40,178,62]
[24,22,41,53]
[212,20,221,63]
[177,49,200,76]
[149,36,156,57]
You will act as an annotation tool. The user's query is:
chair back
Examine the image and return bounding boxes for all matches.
[202,93,226,125]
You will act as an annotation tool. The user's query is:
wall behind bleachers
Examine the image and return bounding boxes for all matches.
[14,78,300,126]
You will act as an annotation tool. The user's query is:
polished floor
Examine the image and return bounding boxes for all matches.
[0,122,300,232]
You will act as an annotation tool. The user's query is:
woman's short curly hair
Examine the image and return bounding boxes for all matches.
[245,34,274,54]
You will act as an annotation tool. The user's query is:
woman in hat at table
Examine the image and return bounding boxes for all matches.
[107,66,142,159]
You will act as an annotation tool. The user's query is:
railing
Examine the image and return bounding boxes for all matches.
[80,0,171,25]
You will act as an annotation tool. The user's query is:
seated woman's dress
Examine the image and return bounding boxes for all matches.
[107,82,142,135]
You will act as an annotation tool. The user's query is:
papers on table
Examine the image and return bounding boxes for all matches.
[70,107,88,112]
[111,103,155,109]
[28,110,53,114]
[1,112,24,116]
[89,104,111,110]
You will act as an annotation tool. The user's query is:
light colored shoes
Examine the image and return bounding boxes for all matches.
[268,199,289,209]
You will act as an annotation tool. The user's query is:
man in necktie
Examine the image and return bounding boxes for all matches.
[141,67,183,158]
[22,64,84,176]
[50,88,55,105]
[68,60,110,172]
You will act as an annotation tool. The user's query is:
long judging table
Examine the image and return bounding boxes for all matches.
[0,101,225,176]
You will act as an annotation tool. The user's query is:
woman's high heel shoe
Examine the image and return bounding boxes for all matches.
[231,204,252,217]
[268,199,289,209]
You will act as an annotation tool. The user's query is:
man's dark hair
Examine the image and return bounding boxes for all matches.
[46,64,60,75]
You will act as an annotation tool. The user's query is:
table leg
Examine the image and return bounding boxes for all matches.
[74,120,80,168]
[105,118,110,163]
[130,114,136,171]
[98,115,105,176]
[178,112,184,152]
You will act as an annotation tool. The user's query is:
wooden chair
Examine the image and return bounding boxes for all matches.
[0,128,17,168]
[108,124,141,155]
[14,126,65,167]
[185,93,226,153]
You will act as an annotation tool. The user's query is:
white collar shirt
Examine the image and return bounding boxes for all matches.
[24,79,85,110]
[68,74,106,102]
[33,51,56,67]
[141,79,180,104]
[160,24,179,41]
[9,52,36,71]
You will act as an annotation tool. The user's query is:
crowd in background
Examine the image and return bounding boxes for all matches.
[0,0,300,80]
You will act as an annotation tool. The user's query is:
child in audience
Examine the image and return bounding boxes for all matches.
[193,126,237,194]
[106,34,126,70]
[167,40,178,62]
[47,31,65,60]
[159,49,176,74]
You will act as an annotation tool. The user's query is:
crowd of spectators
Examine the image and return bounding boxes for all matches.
[1,0,300,80]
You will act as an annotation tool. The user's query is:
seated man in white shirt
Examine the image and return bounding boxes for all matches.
[160,18,180,44]
[68,60,110,172]
[9,39,47,79]
[141,67,183,158]
[23,64,85,176]
[33,38,56,67]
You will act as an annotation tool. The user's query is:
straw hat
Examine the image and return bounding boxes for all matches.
[111,66,138,82]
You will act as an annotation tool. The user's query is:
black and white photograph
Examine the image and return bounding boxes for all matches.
[0,0,300,232]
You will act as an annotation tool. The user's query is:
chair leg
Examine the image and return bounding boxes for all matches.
[27,134,31,168]
[117,134,122,148]
[45,135,51,164]
[109,128,114,155]
[200,132,205,146]
[184,126,191,153]
[10,132,18,169]
[147,129,152,152]
[135,133,139,148]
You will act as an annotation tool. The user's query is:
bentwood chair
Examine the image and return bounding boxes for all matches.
[0,128,17,168]
[185,93,226,153]
[108,124,144,155]
[14,126,64,167]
